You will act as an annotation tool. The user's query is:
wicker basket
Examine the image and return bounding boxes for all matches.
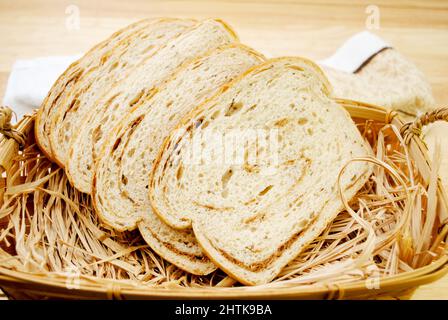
[0,101,447,300]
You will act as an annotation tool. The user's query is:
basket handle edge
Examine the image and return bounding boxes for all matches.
[0,106,27,146]
[400,108,448,145]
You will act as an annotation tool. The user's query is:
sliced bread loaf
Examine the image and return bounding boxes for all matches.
[66,19,239,194]
[48,18,196,167]
[34,18,160,160]
[93,44,264,274]
[149,57,373,285]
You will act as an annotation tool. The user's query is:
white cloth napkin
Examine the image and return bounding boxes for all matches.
[2,31,389,123]
[319,31,389,73]
[3,55,81,122]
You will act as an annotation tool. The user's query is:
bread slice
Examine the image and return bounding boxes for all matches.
[48,18,197,167]
[66,19,239,194]
[34,18,163,160]
[149,57,373,285]
[93,44,264,274]
[137,216,216,275]
[323,48,435,116]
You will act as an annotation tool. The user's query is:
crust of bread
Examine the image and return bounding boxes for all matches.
[192,169,372,285]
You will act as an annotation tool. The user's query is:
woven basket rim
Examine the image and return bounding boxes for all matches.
[0,255,447,299]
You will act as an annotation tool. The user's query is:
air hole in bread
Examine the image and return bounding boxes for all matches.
[274,118,289,127]
[102,115,110,124]
[201,121,209,129]
[191,61,203,70]
[120,191,129,199]
[224,100,243,117]
[258,185,273,196]
[129,89,146,108]
[210,110,221,120]
[109,61,119,71]
[166,100,173,108]
[176,165,184,180]
[100,54,110,65]
[194,117,204,129]
[93,126,103,144]
[245,104,257,114]
[287,65,304,72]
[128,148,136,157]
[64,100,77,119]
[297,219,308,228]
[297,117,308,125]
[121,175,128,185]
[221,169,233,188]
[141,44,155,54]
[111,137,121,153]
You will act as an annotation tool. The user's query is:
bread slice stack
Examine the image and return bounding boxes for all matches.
[36,18,195,162]
[36,19,373,284]
[94,44,264,274]
[49,18,197,168]
[64,19,238,194]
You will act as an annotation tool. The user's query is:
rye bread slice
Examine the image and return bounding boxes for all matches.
[149,57,373,284]
[34,18,167,160]
[48,18,196,167]
[93,44,264,274]
[66,19,239,194]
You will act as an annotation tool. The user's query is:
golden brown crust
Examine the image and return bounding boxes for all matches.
[138,223,216,275]
[193,170,372,285]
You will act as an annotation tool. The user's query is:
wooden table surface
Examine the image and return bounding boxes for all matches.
[0,0,447,300]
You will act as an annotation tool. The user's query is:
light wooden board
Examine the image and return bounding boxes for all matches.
[0,0,446,300]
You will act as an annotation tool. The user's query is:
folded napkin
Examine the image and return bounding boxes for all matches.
[3,55,81,122]
[320,31,389,73]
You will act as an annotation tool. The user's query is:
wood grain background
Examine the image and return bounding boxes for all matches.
[0,0,446,299]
